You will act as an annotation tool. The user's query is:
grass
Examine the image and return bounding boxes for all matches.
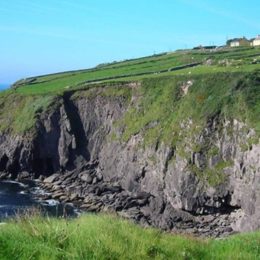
[118,71,260,145]
[2,46,258,137]
[189,160,232,187]
[0,213,260,259]
[0,91,56,134]
[0,46,258,136]
[12,46,260,95]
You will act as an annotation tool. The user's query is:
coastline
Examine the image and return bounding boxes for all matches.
[0,175,79,220]
[0,170,237,238]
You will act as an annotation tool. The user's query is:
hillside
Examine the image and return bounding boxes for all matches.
[10,46,260,95]
[0,46,260,237]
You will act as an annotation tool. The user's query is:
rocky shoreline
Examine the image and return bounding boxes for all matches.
[0,162,243,238]
[37,167,243,238]
[0,172,79,219]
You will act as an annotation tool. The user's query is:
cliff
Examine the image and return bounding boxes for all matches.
[0,48,260,236]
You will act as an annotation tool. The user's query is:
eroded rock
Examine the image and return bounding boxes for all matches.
[0,85,259,237]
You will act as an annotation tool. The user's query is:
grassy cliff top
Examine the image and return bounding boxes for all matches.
[8,46,260,95]
[0,46,259,136]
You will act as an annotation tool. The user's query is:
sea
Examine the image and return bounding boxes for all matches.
[0,180,79,220]
[0,84,10,90]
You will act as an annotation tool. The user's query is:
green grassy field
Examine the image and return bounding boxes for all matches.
[0,214,260,260]
[10,46,260,95]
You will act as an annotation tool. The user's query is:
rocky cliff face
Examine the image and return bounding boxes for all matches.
[0,82,259,236]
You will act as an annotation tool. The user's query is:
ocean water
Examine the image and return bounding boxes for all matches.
[0,84,9,90]
[0,180,78,220]
[0,181,36,218]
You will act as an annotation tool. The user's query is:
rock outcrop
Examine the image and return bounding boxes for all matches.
[0,82,259,237]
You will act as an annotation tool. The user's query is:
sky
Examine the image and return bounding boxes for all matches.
[0,0,259,84]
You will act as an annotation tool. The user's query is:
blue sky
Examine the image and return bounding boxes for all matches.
[0,0,259,84]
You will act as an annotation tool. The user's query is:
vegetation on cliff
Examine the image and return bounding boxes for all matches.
[0,46,259,188]
[119,71,260,144]
[0,93,55,134]
[0,214,260,259]
[0,46,259,137]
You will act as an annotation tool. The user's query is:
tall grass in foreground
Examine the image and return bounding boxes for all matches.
[0,214,260,259]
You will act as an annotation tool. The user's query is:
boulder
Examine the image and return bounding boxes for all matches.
[44,173,60,183]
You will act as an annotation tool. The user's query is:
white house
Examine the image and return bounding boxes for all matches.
[230,40,240,47]
[228,37,250,47]
[251,35,260,46]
